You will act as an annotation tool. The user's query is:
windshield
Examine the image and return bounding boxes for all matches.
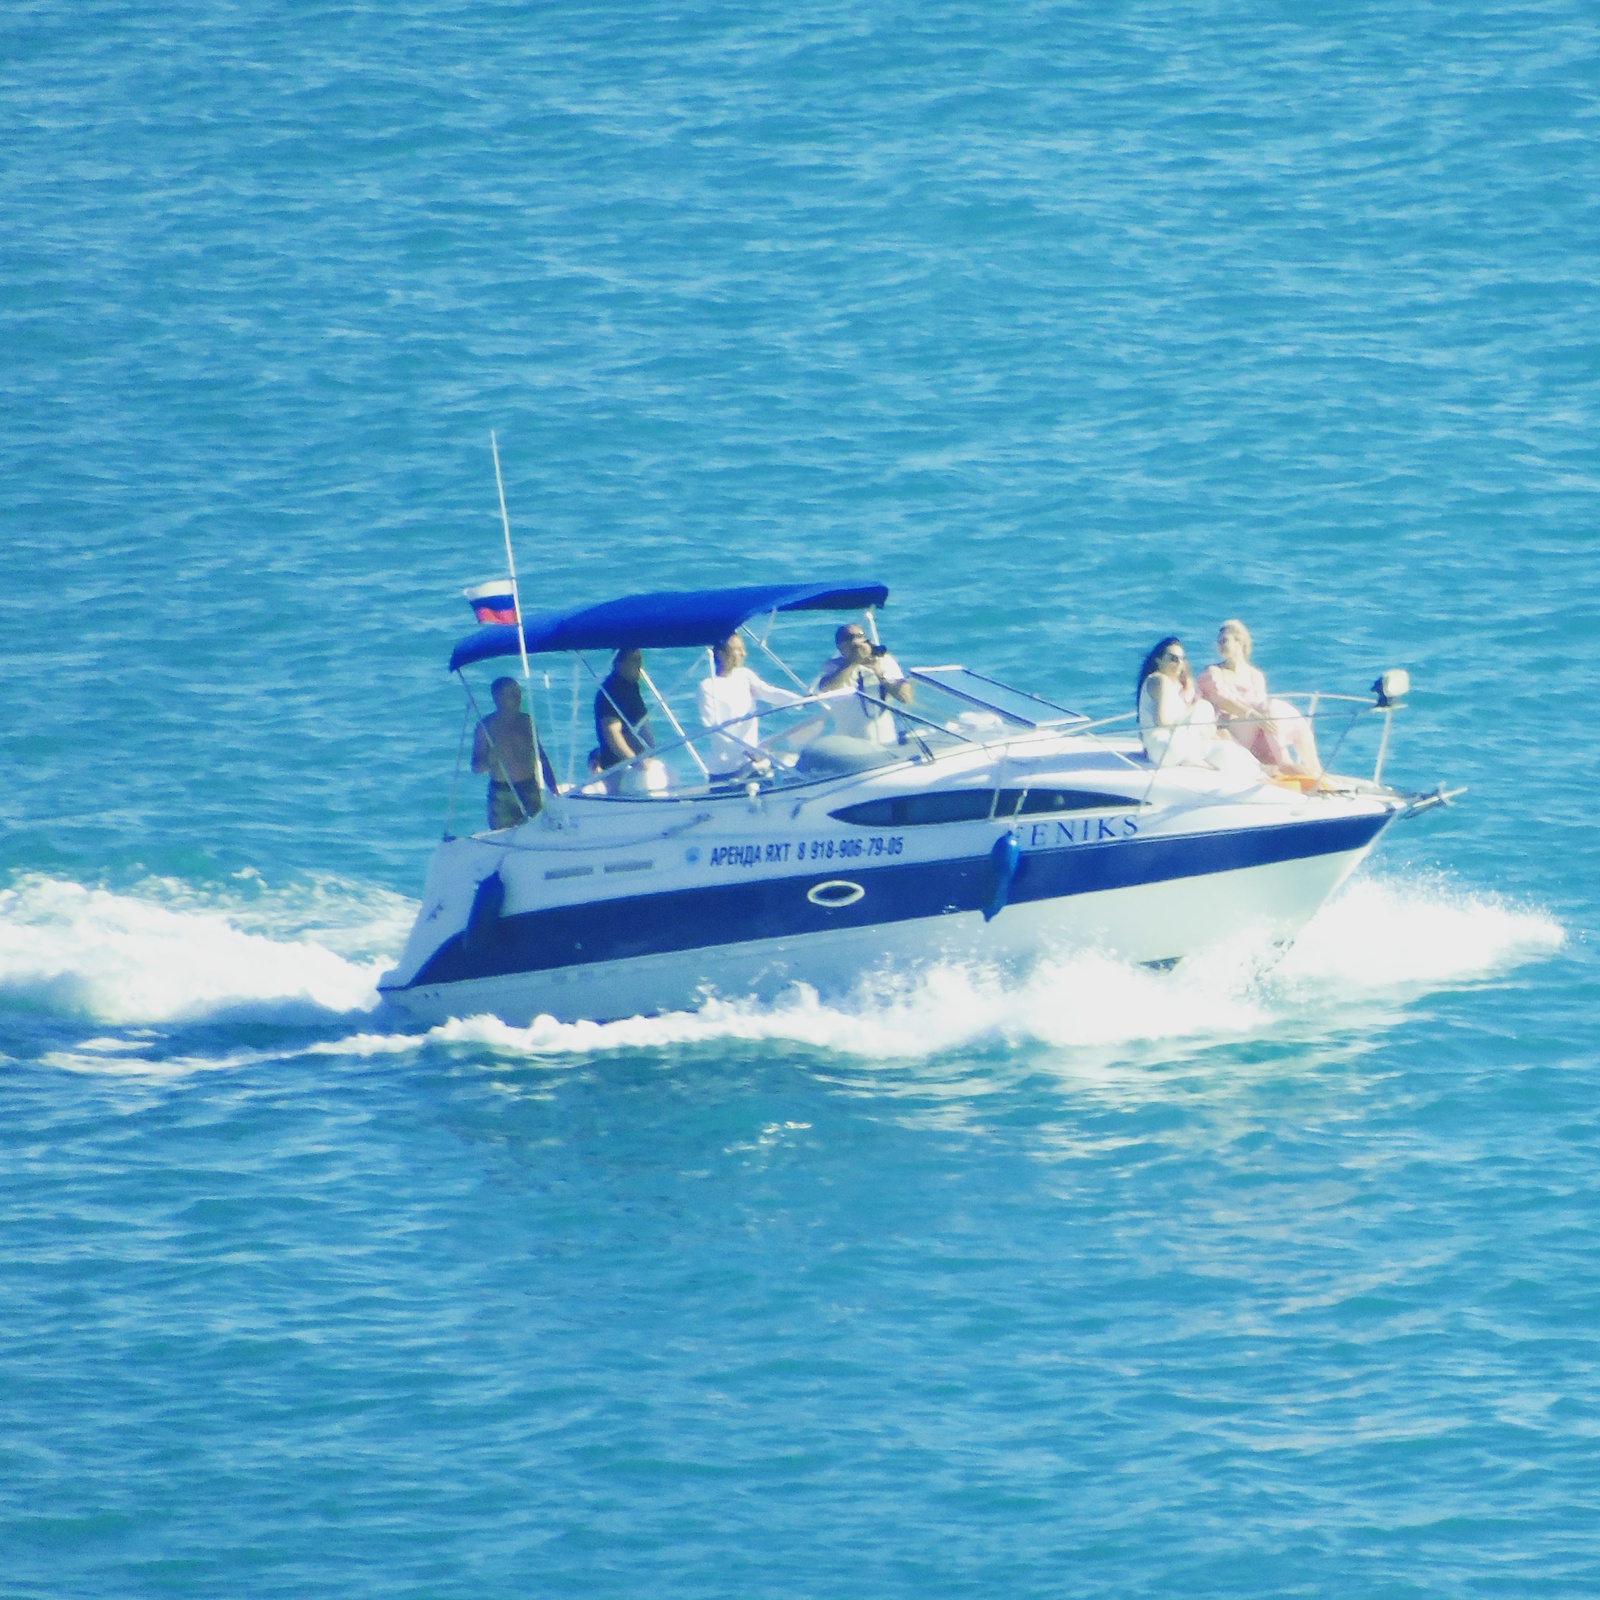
[909,666,1086,728]
[567,686,975,801]
[454,626,1084,812]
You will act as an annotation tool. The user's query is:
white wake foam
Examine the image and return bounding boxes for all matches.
[7,869,1563,1070]
[321,873,1564,1066]
[0,872,413,1025]
[40,1040,286,1080]
[1273,875,1564,991]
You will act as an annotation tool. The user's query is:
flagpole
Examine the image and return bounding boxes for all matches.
[491,431,532,686]
[490,430,544,800]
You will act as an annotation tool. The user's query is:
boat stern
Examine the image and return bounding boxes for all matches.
[379,834,512,998]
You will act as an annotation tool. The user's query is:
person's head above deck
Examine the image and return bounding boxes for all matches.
[1136,637,1186,705]
[490,675,523,711]
[610,647,644,681]
[835,621,873,661]
[1217,619,1252,666]
[714,633,746,674]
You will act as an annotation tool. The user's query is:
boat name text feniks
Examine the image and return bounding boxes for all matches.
[1023,816,1139,846]
[704,818,1137,870]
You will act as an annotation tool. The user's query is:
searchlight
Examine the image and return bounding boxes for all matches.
[1372,668,1409,708]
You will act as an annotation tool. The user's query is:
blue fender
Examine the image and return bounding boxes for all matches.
[982,832,1022,922]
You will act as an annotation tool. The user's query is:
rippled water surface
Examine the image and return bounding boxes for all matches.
[2,1,1596,1594]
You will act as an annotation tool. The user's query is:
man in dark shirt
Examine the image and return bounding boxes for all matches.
[593,648,654,779]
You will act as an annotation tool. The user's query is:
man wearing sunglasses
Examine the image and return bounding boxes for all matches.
[815,622,911,744]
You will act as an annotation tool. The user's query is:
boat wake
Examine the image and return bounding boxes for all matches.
[337,875,1563,1065]
[0,871,409,1027]
[0,869,1562,1077]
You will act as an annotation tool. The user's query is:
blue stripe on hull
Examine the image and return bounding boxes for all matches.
[398,812,1391,990]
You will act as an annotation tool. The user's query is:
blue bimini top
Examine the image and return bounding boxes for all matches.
[449,581,889,672]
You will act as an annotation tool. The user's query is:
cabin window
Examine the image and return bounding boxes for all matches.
[831,790,997,827]
[833,787,1138,828]
[994,788,1138,816]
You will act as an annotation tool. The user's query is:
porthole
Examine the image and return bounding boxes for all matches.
[806,879,866,908]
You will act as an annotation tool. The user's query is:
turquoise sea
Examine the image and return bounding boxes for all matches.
[2,2,1595,1593]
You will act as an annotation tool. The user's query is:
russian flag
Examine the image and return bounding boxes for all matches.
[464,578,518,625]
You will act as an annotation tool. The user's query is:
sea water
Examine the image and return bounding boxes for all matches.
[1,1,1595,1594]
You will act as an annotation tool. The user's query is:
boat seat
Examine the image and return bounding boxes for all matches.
[795,735,900,777]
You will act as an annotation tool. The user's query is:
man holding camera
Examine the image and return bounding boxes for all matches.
[814,622,911,744]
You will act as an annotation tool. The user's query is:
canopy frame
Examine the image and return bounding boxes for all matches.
[449,581,889,673]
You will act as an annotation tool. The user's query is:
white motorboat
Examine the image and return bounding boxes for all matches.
[379,581,1451,1025]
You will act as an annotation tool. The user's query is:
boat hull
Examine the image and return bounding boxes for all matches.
[379,827,1384,1027]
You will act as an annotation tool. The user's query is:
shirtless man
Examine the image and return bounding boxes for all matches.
[473,676,540,827]
[815,622,911,742]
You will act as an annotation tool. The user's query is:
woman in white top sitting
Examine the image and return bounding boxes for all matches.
[1136,636,1261,778]
[697,633,804,778]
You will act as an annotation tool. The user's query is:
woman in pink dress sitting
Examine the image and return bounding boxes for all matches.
[1196,620,1321,777]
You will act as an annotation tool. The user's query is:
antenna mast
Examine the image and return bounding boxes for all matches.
[490,431,543,803]
[491,431,532,687]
